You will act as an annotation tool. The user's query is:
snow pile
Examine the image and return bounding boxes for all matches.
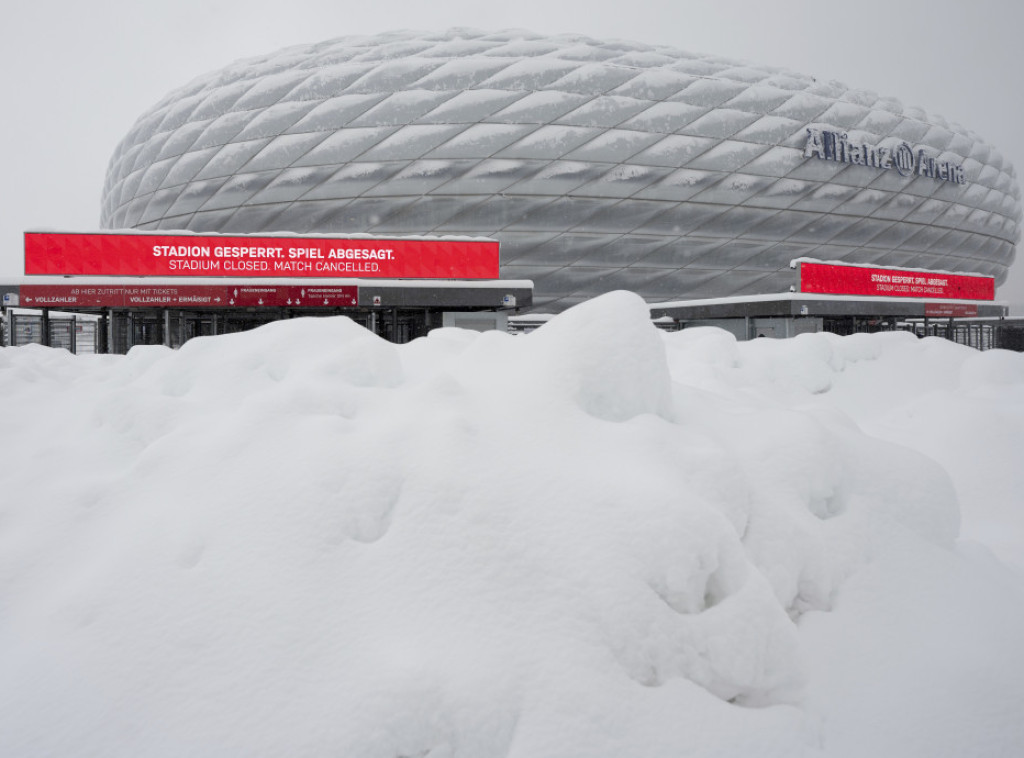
[1,291,1023,757]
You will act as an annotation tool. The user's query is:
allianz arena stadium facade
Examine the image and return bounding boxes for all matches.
[101,29,1021,311]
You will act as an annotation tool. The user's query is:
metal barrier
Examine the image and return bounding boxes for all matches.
[5,313,99,354]
[906,319,1024,352]
[4,307,1023,354]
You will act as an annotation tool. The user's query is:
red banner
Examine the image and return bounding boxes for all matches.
[24,232,499,279]
[798,261,994,300]
[19,284,358,309]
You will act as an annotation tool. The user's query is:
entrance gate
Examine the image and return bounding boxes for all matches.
[101,308,435,353]
[6,312,99,354]
[1,278,532,354]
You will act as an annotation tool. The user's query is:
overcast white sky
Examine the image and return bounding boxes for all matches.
[3,0,1023,309]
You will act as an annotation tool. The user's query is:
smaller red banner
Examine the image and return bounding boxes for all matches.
[799,261,994,300]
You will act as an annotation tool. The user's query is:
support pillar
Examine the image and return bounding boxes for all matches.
[99,311,109,354]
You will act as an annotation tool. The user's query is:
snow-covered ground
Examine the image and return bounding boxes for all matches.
[1,291,1022,757]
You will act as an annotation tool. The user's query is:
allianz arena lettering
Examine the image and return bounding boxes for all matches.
[101,30,1020,310]
[803,128,966,185]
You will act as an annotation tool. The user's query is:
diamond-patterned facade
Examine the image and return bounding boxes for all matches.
[101,29,1021,311]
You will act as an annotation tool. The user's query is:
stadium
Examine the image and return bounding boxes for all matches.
[98,29,1021,313]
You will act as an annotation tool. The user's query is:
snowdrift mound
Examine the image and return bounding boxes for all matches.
[2,292,1023,757]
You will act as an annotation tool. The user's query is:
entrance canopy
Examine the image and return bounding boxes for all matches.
[11,231,531,352]
[1,277,531,312]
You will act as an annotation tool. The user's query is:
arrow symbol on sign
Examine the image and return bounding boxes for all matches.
[229,299,235,305]
[24,297,31,303]
[258,298,264,305]
[324,298,329,305]
[233,289,238,297]
[214,297,221,303]
[287,298,292,305]
[301,289,306,297]
[296,299,301,305]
